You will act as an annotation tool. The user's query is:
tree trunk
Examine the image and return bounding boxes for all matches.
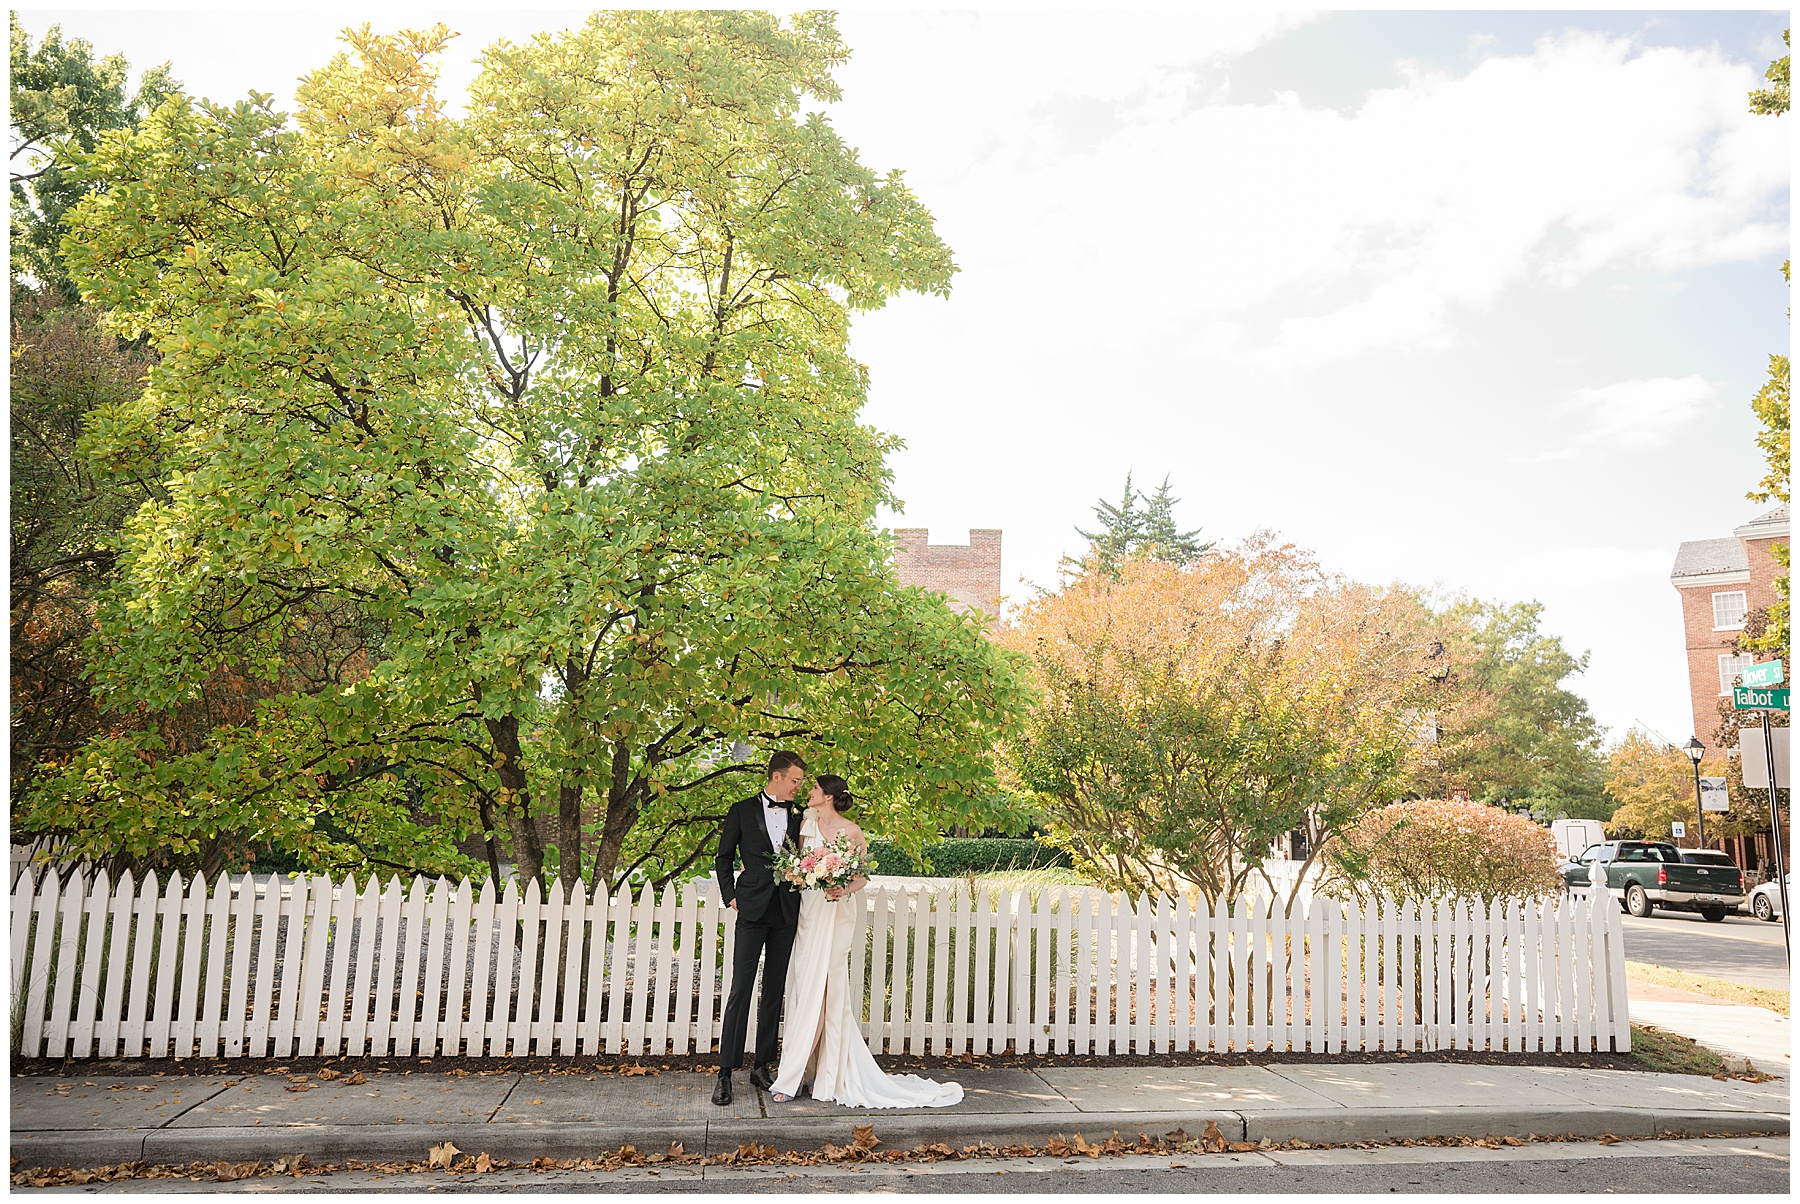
[558,775,585,884]
[476,794,504,888]
[592,741,638,888]
[484,713,545,888]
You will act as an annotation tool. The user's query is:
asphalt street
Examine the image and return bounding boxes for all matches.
[1619,909,1792,990]
[28,1138,1790,1194]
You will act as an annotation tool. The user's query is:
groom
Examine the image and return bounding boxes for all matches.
[712,750,807,1105]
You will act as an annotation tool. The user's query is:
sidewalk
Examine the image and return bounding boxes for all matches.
[1628,999,1791,1075]
[11,1061,1788,1171]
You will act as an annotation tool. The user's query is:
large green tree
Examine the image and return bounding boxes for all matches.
[35,14,1031,889]
[1414,598,1609,820]
[10,15,178,298]
[10,21,184,817]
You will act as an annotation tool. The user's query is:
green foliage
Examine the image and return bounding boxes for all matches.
[1075,472,1209,574]
[863,837,1070,878]
[1745,33,1789,657]
[40,14,1033,891]
[9,16,180,297]
[1421,598,1610,821]
[1748,29,1790,116]
[9,291,158,797]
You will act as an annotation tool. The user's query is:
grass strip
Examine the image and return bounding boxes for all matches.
[1625,961,1790,1016]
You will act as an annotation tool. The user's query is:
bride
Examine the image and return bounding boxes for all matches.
[768,774,963,1109]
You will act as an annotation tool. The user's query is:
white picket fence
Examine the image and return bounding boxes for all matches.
[10,865,1631,1061]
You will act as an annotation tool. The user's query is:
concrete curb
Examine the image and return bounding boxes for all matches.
[11,1108,1788,1170]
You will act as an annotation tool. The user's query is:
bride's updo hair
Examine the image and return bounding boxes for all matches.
[817,774,854,814]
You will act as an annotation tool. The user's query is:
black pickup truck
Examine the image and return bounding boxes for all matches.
[1561,841,1746,922]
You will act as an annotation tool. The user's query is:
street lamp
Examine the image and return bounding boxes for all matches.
[1685,737,1707,849]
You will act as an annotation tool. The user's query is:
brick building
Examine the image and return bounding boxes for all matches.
[892,528,1003,616]
[1669,504,1788,872]
[1669,505,1788,740]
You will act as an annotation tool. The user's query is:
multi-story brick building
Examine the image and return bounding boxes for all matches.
[892,528,1003,616]
[1670,504,1788,740]
[1669,504,1788,871]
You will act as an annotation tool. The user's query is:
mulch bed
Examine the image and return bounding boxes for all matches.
[12,1044,1644,1079]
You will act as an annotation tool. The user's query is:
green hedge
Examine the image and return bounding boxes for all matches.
[865,837,1070,877]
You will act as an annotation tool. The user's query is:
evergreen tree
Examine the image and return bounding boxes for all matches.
[1075,471,1209,574]
[1139,475,1211,563]
[1075,472,1143,574]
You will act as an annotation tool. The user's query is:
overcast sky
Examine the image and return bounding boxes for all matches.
[15,5,1790,748]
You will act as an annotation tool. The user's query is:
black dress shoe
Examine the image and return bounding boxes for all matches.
[748,1064,775,1092]
[712,1071,733,1106]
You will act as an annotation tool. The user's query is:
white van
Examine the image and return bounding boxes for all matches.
[1551,818,1607,862]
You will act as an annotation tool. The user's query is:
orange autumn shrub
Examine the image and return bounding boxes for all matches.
[1323,798,1564,906]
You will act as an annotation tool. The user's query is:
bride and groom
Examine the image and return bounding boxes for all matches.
[711,750,962,1110]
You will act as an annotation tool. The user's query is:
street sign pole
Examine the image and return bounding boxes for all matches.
[1764,710,1790,965]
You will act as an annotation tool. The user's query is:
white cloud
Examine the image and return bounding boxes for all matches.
[1568,375,1719,448]
[854,29,1787,370]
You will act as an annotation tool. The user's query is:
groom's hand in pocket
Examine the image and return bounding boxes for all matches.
[727,899,737,910]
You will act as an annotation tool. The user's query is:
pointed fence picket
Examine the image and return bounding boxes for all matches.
[10,860,1632,1062]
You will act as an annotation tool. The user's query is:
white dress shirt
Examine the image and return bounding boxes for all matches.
[761,792,789,854]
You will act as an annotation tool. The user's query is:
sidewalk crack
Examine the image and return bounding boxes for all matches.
[486,1074,523,1122]
[155,1077,240,1129]
[1031,1069,1080,1109]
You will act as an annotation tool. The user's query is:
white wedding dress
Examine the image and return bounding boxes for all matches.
[770,812,963,1109]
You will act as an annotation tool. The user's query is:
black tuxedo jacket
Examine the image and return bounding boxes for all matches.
[714,792,804,926]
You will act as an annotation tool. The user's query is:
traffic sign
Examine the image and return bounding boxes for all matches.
[1740,659,1784,688]
[1733,685,1790,710]
[1671,821,1686,839]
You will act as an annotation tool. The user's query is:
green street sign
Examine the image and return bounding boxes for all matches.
[1740,659,1784,688]
[1733,685,1791,711]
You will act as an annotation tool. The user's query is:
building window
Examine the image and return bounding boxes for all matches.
[1712,591,1749,630]
[1718,653,1756,696]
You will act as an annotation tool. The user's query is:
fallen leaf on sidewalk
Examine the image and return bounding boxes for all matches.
[317,1068,341,1082]
[1072,1133,1099,1158]
[343,1072,367,1086]
[1201,1121,1227,1153]
[1044,1137,1072,1157]
[428,1142,460,1170]
[284,1083,312,1093]
[851,1123,879,1152]
[1598,1134,1621,1146]
[474,1153,493,1173]
[213,1161,259,1181]
[668,1142,685,1158]
[617,1063,657,1076]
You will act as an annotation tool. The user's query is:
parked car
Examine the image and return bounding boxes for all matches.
[1679,850,1746,912]
[1749,872,1791,922]
[1561,841,1746,922]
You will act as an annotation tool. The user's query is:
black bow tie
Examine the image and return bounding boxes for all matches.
[765,797,792,810]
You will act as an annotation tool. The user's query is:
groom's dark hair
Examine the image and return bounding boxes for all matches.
[767,750,806,779]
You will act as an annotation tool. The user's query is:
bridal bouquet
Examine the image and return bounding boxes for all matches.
[773,832,874,894]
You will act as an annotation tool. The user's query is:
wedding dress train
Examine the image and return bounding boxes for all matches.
[769,813,963,1109]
